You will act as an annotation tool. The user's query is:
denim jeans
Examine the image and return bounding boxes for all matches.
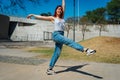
[49,31,84,68]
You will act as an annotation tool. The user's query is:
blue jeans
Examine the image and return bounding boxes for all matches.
[49,31,84,69]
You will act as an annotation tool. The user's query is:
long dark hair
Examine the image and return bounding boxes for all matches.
[54,5,64,18]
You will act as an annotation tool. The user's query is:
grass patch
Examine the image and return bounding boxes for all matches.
[28,47,54,57]
[27,36,120,64]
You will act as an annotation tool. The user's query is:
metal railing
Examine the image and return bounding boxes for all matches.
[43,31,52,41]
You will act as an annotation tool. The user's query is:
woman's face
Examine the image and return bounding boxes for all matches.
[56,7,63,16]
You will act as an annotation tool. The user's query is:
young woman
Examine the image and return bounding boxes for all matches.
[27,0,96,75]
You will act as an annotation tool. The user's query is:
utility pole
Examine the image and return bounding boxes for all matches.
[73,0,75,41]
[78,0,80,27]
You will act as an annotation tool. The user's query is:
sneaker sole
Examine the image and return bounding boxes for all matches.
[87,50,96,56]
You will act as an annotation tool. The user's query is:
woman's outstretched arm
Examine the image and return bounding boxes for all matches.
[62,0,65,13]
[27,14,54,21]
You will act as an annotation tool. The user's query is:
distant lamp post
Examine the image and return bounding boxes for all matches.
[73,0,75,41]
[78,0,80,28]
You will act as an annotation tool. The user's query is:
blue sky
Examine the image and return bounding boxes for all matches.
[0,0,111,19]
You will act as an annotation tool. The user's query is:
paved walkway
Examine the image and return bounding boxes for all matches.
[0,48,120,80]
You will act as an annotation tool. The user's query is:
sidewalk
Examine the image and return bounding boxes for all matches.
[0,48,120,80]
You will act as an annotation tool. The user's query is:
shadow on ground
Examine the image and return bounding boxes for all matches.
[55,64,103,79]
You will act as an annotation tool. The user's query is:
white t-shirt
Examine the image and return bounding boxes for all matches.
[54,18,65,31]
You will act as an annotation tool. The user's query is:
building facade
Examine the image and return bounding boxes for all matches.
[0,14,120,42]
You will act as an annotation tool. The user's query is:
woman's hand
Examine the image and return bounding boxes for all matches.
[27,14,54,21]
[27,14,33,19]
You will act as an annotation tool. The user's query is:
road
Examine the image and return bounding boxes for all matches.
[0,48,120,80]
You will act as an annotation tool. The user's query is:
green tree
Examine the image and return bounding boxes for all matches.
[106,0,120,24]
[66,17,74,24]
[40,12,52,16]
[86,7,106,24]
[80,16,91,40]
[83,7,107,37]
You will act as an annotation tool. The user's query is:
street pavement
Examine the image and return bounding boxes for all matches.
[0,48,120,80]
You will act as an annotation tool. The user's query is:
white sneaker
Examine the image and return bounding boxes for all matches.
[85,48,96,56]
[46,69,56,75]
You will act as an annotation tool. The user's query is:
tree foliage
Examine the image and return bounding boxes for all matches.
[80,16,91,40]
[0,0,49,15]
[83,0,120,24]
[40,12,52,16]
[106,0,120,24]
[66,0,120,25]
[85,8,106,24]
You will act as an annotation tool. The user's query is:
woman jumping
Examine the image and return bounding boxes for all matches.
[27,0,96,75]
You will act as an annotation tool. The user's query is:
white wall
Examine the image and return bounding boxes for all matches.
[10,17,120,42]
[67,25,120,42]
[10,18,54,41]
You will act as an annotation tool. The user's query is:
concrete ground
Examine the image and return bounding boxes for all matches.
[0,48,120,80]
